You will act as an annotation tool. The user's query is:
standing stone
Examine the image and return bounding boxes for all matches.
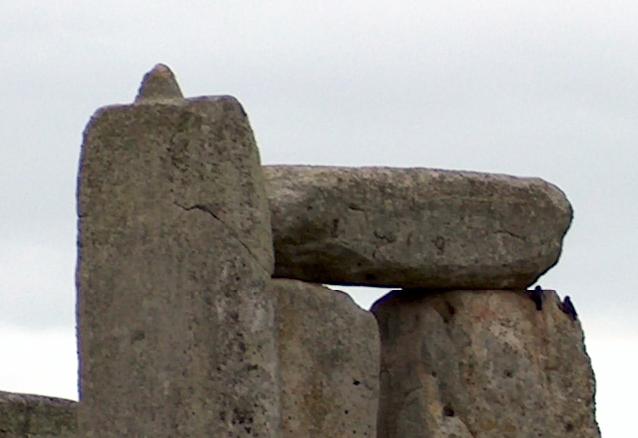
[372,289,600,438]
[265,165,573,289]
[0,391,77,437]
[271,279,379,437]
[76,65,279,436]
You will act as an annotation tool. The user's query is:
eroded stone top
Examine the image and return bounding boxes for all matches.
[134,63,184,103]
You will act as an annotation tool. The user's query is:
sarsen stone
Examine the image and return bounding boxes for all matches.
[265,165,572,289]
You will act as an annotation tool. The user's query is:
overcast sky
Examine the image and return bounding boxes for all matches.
[1,1,636,436]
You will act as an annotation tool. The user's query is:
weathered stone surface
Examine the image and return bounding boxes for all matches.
[265,165,572,289]
[0,391,77,437]
[76,66,278,436]
[134,63,184,103]
[372,289,600,438]
[271,279,379,437]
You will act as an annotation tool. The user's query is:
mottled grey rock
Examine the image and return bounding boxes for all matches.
[265,165,572,289]
[372,289,600,438]
[77,65,278,437]
[271,279,379,437]
[134,63,184,103]
[0,391,77,437]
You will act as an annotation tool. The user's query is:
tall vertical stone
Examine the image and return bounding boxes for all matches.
[76,65,279,436]
[271,279,379,437]
[372,289,600,438]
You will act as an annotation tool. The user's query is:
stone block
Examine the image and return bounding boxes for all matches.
[0,391,77,437]
[271,279,379,437]
[371,289,600,438]
[76,65,279,436]
[265,165,572,289]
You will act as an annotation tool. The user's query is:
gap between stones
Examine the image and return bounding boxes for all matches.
[326,285,391,312]
[173,201,271,274]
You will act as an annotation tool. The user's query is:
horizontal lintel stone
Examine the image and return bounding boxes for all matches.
[265,165,572,289]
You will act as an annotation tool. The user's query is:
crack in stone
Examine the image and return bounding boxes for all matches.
[173,201,271,273]
[496,229,526,241]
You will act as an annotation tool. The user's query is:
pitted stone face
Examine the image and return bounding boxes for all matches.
[264,165,573,289]
[0,392,77,437]
[272,279,379,437]
[372,289,600,438]
[134,63,184,103]
[77,64,278,437]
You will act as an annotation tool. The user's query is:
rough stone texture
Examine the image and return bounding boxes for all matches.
[265,165,573,289]
[372,289,600,438]
[0,391,77,437]
[76,66,279,437]
[271,279,379,437]
[134,63,184,103]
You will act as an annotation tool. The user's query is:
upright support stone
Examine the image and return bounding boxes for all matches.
[76,65,279,436]
[372,289,600,438]
[271,279,379,437]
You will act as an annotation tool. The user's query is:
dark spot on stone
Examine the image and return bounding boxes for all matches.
[353,379,361,386]
[331,218,339,237]
[236,339,247,353]
[131,330,145,343]
[344,409,349,415]
[505,370,513,378]
[433,236,445,254]
[443,405,455,417]
[231,408,253,426]
[565,422,574,432]
[434,300,456,324]
[431,371,437,377]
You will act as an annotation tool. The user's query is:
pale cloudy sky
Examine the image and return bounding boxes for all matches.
[1,1,637,436]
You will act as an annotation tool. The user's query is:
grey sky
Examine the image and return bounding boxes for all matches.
[1,1,636,436]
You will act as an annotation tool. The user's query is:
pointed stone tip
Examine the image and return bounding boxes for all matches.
[134,64,184,103]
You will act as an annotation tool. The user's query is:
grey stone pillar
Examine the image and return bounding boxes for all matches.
[76,65,279,437]
[372,289,600,438]
[270,279,379,437]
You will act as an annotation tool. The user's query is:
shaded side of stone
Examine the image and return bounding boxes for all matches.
[271,279,379,437]
[372,289,600,438]
[265,165,573,289]
[0,391,77,437]
[76,95,278,437]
